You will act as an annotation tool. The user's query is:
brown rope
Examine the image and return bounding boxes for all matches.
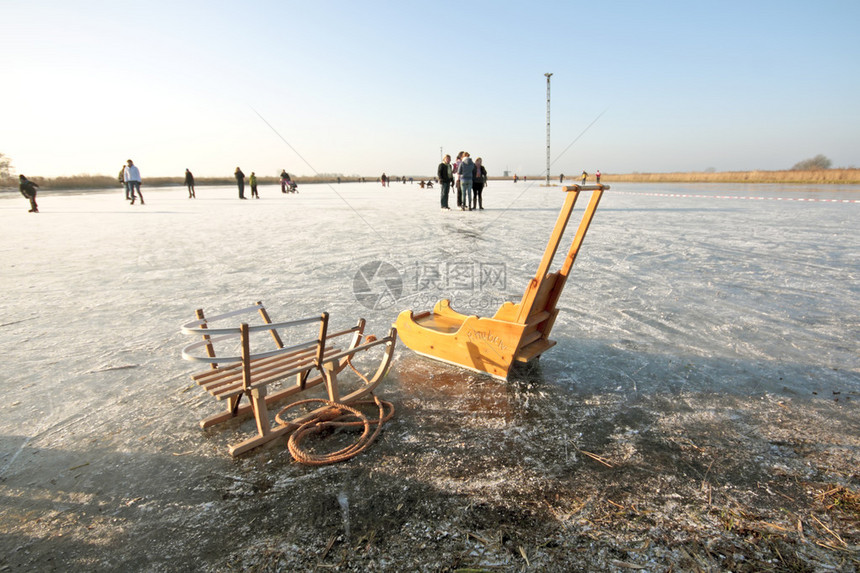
[277,333,391,465]
[280,396,394,465]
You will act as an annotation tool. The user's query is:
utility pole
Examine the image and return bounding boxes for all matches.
[544,73,552,186]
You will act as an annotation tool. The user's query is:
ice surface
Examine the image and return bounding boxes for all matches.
[0,180,857,569]
[1,180,857,431]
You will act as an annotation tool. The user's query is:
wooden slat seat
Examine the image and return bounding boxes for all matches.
[180,301,397,456]
[192,344,340,399]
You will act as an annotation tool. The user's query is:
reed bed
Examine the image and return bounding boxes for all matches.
[3,169,859,191]
[602,168,860,185]
[0,174,380,191]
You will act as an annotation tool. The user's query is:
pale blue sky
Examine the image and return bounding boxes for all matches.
[2,0,858,178]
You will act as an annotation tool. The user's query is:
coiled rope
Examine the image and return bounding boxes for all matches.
[275,333,394,465]
[278,396,395,465]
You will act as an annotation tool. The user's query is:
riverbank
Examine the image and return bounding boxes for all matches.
[2,168,859,191]
[0,174,376,192]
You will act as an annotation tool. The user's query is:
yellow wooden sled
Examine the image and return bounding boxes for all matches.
[394,184,607,379]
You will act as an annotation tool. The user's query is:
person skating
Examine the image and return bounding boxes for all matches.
[18,174,39,212]
[119,165,130,200]
[184,169,195,198]
[124,159,144,205]
[249,172,259,198]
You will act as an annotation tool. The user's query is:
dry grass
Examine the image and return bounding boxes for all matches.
[0,174,381,191]
[602,168,860,184]
[3,169,859,192]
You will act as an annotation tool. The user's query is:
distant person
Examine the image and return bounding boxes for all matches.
[581,170,587,185]
[249,172,259,198]
[381,173,387,187]
[514,174,518,183]
[235,167,246,199]
[559,173,564,183]
[453,151,464,207]
[124,159,144,205]
[458,152,475,211]
[437,154,452,210]
[281,169,292,193]
[18,174,39,213]
[596,170,601,184]
[184,168,195,198]
[472,157,487,210]
[118,166,130,200]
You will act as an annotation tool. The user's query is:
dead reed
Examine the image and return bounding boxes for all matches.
[3,169,859,192]
[602,169,860,185]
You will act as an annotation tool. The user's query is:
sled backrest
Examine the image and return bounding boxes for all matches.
[511,185,606,354]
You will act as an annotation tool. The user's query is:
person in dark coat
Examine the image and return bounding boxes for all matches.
[437,154,452,210]
[184,169,195,198]
[119,166,130,200]
[472,157,487,210]
[235,167,246,199]
[18,175,39,212]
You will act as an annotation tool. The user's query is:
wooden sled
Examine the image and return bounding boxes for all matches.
[394,184,607,379]
[181,301,396,456]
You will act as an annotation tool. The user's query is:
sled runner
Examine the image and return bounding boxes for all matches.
[181,301,396,456]
[394,184,607,379]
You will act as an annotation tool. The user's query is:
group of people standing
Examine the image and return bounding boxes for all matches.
[233,168,296,198]
[437,151,487,211]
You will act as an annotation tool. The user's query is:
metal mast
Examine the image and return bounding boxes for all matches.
[544,73,552,186]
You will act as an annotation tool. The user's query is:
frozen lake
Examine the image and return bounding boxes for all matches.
[2,180,855,400]
[1,180,858,569]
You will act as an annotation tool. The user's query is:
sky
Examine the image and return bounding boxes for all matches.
[2,0,859,178]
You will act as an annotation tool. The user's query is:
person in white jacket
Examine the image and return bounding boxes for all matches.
[124,159,144,205]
